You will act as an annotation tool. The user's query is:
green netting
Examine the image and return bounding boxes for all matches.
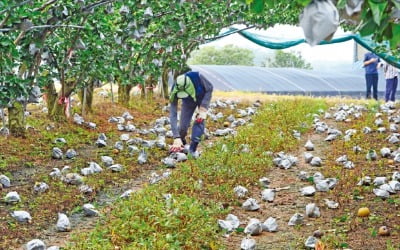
[212,27,400,68]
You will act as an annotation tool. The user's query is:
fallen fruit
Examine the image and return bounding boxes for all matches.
[388,159,394,165]
[113,149,119,154]
[315,240,325,250]
[357,207,370,217]
[223,122,230,127]
[378,226,390,236]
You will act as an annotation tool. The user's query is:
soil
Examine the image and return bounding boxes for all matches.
[223,105,400,250]
[224,127,331,250]
[40,167,155,248]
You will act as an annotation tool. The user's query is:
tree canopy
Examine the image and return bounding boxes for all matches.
[0,0,399,135]
[266,50,313,69]
[188,45,254,66]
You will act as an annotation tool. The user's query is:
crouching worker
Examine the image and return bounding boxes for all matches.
[169,70,213,155]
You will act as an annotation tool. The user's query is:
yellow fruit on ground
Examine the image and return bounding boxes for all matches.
[223,122,230,127]
[315,240,325,250]
[378,226,390,236]
[113,149,120,154]
[388,159,394,165]
[357,207,370,217]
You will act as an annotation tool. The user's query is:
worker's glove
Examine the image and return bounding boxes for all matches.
[170,138,183,152]
[195,107,207,123]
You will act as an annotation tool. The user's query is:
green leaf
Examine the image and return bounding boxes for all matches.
[359,18,378,36]
[393,0,400,10]
[368,0,388,25]
[390,23,400,49]
[371,228,377,237]
[250,0,264,13]
[236,227,245,233]
[337,0,347,9]
[296,0,312,7]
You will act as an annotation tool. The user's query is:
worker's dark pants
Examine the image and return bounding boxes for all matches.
[385,76,398,102]
[179,98,205,153]
[365,73,378,100]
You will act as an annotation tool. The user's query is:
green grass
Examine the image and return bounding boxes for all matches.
[67,98,327,249]
[71,190,223,249]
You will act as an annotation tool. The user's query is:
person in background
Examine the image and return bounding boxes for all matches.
[363,52,380,100]
[378,61,399,102]
[169,70,213,156]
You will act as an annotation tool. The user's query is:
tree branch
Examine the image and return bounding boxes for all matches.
[1,25,85,33]
[0,0,33,15]
[14,31,26,45]
[27,24,85,30]
[0,12,11,29]
[33,0,59,12]
[82,0,116,12]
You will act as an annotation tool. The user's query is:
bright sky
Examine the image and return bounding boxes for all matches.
[203,25,357,71]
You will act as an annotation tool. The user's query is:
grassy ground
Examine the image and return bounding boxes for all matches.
[213,90,364,105]
[67,98,327,249]
[0,95,242,249]
[0,98,168,248]
[2,92,400,249]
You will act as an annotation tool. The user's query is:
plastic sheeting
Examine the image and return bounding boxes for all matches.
[214,28,400,68]
[190,65,387,97]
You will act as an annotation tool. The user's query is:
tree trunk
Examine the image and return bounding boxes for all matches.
[0,109,6,128]
[8,101,25,137]
[145,76,156,101]
[161,69,169,99]
[147,86,154,101]
[50,100,67,122]
[79,80,94,114]
[49,76,79,121]
[140,84,146,99]
[118,84,133,106]
[46,80,58,116]
[48,82,71,122]
[110,81,114,103]
[173,70,180,81]
[50,82,73,122]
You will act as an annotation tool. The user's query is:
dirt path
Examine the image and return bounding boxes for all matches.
[41,169,152,248]
[224,115,341,249]
[258,132,329,249]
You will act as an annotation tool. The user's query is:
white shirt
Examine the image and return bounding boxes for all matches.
[379,61,398,79]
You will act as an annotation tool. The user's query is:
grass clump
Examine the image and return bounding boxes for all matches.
[69,188,223,249]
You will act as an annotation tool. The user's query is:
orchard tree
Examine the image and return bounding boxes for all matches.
[189,45,255,66]
[1,0,398,136]
[0,34,28,136]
